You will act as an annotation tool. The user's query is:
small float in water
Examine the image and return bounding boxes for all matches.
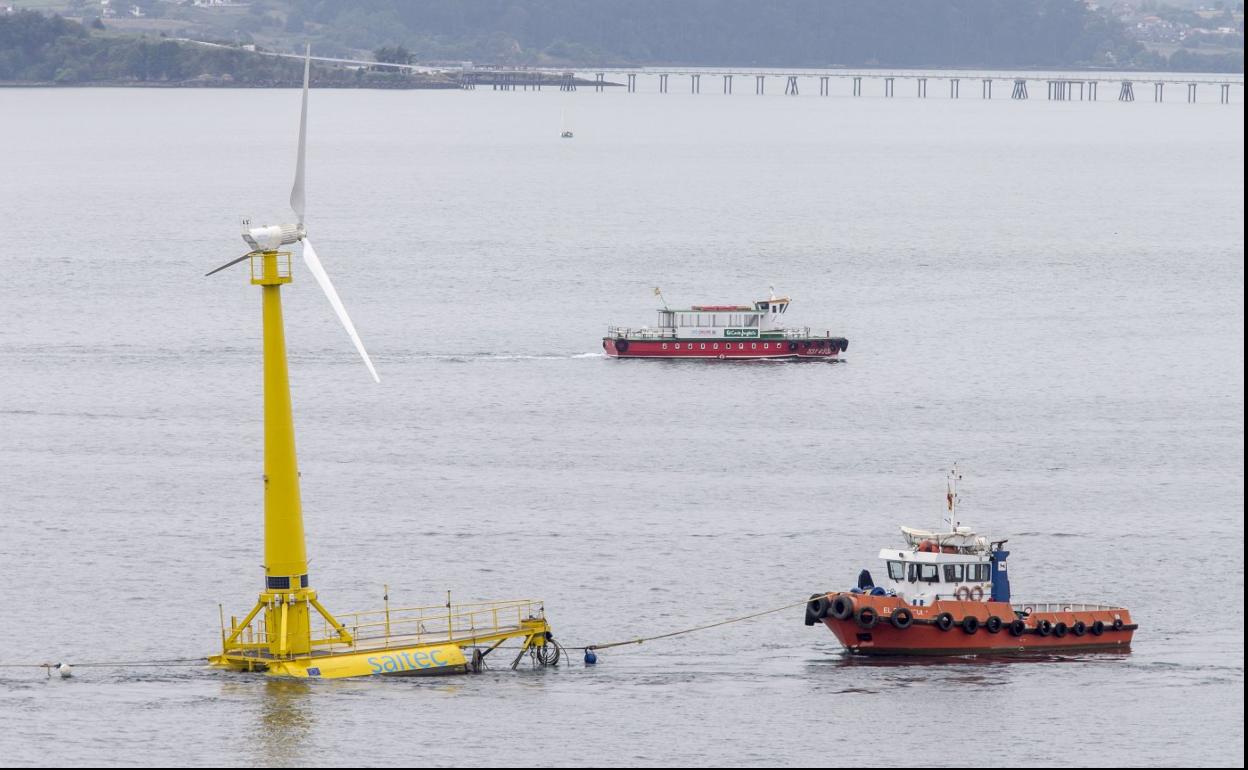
[604,288,848,359]
[204,48,556,679]
[805,467,1135,656]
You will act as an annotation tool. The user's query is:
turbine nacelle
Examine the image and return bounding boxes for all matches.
[242,222,305,253]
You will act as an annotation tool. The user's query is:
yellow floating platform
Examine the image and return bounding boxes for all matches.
[211,597,553,679]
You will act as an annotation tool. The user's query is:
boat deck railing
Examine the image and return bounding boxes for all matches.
[607,325,843,340]
[1011,601,1126,614]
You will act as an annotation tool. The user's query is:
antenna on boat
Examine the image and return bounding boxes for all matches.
[654,286,669,310]
[945,463,962,532]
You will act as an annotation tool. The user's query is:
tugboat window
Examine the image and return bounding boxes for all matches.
[943,564,964,583]
[887,561,905,581]
[918,564,939,583]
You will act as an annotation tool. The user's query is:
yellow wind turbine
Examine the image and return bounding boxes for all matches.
[206,47,554,679]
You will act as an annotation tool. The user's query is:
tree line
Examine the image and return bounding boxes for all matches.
[296,0,1241,71]
[0,11,451,85]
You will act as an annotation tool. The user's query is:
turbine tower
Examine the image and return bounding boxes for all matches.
[207,46,375,661]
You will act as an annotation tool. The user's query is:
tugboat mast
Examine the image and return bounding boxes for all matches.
[944,463,962,532]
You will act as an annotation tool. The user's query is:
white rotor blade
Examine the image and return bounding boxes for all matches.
[290,44,310,225]
[302,238,379,383]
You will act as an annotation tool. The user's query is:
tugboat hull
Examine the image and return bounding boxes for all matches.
[810,594,1135,656]
[603,337,846,359]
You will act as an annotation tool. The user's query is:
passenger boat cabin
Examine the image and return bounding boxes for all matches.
[654,298,791,339]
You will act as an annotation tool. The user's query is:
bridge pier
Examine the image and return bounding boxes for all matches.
[982,78,992,99]
[1011,78,1028,99]
[1119,80,1134,101]
[1221,83,1230,104]
[949,78,959,99]
[691,73,700,94]
[560,72,576,92]
[595,73,605,92]
[460,72,476,90]
[1089,81,1097,100]
[1154,81,1164,102]
[884,77,894,97]
[1047,80,1071,100]
[785,76,799,95]
[755,75,766,95]
[819,76,829,96]
[627,73,636,93]
[1187,82,1197,103]
[659,73,668,93]
[853,76,862,96]
[917,77,927,98]
[723,74,732,94]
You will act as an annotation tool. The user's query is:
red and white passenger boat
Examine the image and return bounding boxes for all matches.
[805,469,1136,656]
[603,291,847,360]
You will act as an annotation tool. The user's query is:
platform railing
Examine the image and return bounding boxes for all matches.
[326,599,544,652]
[229,599,544,656]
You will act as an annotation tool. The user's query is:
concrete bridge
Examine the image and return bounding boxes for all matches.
[179,42,1243,104]
[460,65,1243,104]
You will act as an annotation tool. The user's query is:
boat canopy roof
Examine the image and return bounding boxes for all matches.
[900,525,989,553]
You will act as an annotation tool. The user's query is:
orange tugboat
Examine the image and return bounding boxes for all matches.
[805,468,1136,656]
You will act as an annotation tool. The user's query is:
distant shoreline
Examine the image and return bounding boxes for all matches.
[0,80,464,89]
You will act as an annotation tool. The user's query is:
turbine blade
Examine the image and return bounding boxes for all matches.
[301,238,379,383]
[289,43,310,225]
[205,252,254,277]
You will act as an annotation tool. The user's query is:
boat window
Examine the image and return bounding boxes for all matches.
[745,316,759,327]
[943,564,964,583]
[918,564,939,583]
[887,561,905,581]
[969,564,990,581]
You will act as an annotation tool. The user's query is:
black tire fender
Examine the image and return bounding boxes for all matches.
[830,595,855,621]
[935,612,955,632]
[805,594,829,625]
[890,608,913,630]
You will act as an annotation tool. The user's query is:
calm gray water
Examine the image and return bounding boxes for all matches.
[0,83,1243,767]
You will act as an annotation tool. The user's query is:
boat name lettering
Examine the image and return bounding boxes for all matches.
[724,328,760,338]
[367,649,451,674]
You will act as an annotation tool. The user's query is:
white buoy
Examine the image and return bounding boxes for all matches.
[55,662,73,679]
